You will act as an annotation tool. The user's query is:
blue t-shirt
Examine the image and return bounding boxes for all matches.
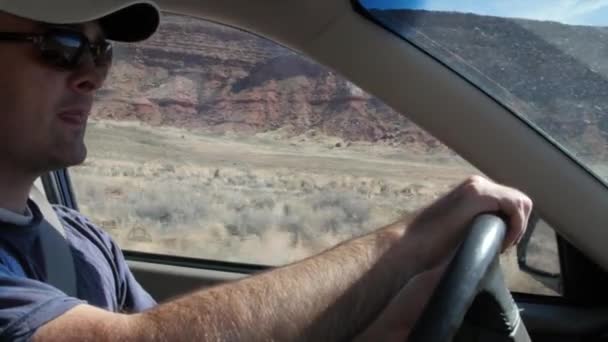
[0,200,156,341]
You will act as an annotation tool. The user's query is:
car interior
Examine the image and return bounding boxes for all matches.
[33,0,608,341]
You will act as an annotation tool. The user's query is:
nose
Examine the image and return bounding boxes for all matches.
[66,54,108,94]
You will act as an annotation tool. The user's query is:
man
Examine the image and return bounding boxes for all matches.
[0,0,533,341]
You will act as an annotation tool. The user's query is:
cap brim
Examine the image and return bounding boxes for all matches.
[100,3,160,42]
[0,0,160,42]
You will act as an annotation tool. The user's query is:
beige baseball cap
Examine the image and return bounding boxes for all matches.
[0,0,161,42]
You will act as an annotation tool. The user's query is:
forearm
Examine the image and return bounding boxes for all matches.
[36,176,531,342]
[130,176,530,341]
[130,225,421,341]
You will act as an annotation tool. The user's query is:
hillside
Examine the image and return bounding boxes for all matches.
[93,10,608,158]
[370,9,608,158]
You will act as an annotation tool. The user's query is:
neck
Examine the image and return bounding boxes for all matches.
[0,167,38,214]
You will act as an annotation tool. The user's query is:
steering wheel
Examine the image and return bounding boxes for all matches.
[408,214,531,342]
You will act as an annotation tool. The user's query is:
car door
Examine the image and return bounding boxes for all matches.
[40,8,608,341]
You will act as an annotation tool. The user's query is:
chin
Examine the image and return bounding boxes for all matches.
[67,145,88,166]
[49,145,88,170]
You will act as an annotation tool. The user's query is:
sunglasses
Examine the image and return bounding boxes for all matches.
[0,28,113,70]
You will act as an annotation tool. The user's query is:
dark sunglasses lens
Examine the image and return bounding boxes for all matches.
[94,43,113,67]
[39,33,82,68]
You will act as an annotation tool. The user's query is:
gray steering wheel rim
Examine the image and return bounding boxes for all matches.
[408,214,531,342]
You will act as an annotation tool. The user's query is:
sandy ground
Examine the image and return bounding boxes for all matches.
[70,120,561,295]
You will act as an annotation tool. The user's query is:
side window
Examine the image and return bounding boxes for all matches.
[71,14,561,295]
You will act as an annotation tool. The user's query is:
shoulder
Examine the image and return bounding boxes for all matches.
[50,205,118,256]
[52,205,108,236]
[52,205,97,229]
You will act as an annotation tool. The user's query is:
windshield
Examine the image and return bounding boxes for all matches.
[358,0,608,181]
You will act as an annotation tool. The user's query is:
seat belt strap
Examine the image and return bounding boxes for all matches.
[30,184,78,297]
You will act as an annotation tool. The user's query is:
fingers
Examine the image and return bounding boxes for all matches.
[458,175,533,251]
[497,185,533,251]
[405,175,533,270]
[501,189,532,251]
[471,176,532,251]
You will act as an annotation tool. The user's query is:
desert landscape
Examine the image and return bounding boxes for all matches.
[69,10,574,295]
[72,120,471,263]
[70,120,560,295]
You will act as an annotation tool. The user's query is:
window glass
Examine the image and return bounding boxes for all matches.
[358,0,608,186]
[71,14,561,295]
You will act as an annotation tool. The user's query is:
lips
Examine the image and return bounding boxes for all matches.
[57,109,89,126]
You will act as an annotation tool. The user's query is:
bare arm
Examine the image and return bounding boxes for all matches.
[34,176,532,342]
[37,225,419,341]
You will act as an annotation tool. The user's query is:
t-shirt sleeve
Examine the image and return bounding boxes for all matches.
[0,264,84,342]
[109,237,157,312]
[53,205,157,313]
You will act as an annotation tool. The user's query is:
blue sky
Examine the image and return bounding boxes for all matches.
[361,0,608,26]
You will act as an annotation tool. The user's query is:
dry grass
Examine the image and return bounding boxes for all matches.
[72,159,413,264]
[70,120,561,294]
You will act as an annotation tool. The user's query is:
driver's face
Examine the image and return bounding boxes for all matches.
[0,11,108,174]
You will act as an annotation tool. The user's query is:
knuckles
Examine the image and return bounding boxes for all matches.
[459,175,489,198]
[458,175,533,213]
